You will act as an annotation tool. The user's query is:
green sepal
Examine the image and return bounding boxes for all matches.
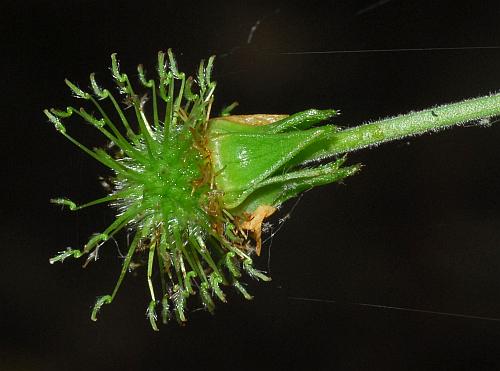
[235,162,361,214]
[209,109,337,136]
[209,125,336,208]
[208,109,361,214]
[264,109,338,134]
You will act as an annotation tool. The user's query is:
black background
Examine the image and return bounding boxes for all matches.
[2,1,500,370]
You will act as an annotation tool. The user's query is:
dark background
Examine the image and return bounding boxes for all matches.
[2,1,500,370]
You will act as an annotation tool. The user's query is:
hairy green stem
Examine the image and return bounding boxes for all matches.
[311,93,500,160]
